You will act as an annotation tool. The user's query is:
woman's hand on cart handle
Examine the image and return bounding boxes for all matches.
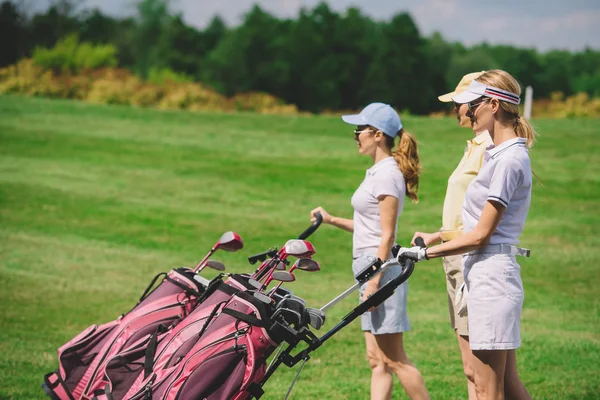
[395,237,428,263]
[411,232,440,247]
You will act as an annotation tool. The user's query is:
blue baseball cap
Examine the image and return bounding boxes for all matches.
[341,103,402,138]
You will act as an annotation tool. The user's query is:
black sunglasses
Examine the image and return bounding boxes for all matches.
[467,97,490,113]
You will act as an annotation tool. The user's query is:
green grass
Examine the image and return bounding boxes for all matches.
[0,95,599,399]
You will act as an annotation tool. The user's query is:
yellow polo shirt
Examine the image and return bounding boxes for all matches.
[442,131,494,234]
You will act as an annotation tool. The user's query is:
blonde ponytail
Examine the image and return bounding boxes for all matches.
[514,115,536,148]
[393,129,421,203]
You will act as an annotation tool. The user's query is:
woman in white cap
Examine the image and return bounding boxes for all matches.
[398,70,535,400]
[414,71,491,398]
[311,103,429,400]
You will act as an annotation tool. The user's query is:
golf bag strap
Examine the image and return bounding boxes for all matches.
[222,308,266,328]
[197,300,229,338]
[164,274,202,297]
[247,382,265,399]
[143,324,170,379]
[217,281,239,296]
[43,371,76,400]
[91,384,114,400]
[139,272,167,302]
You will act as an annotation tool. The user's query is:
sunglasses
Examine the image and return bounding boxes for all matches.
[353,126,375,139]
[467,97,490,114]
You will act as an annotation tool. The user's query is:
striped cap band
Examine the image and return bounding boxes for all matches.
[452,80,521,105]
[483,86,521,105]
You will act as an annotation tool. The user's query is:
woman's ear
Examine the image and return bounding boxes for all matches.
[490,98,500,114]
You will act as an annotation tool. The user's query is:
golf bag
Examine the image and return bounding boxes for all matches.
[91,274,283,400]
[43,268,204,400]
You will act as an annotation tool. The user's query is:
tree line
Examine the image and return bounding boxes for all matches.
[1,0,599,114]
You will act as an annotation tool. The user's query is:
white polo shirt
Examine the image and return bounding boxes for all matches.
[462,137,532,245]
[351,157,405,258]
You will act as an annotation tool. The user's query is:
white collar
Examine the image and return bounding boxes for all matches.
[488,137,527,159]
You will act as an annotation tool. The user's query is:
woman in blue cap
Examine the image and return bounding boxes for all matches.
[311,103,430,399]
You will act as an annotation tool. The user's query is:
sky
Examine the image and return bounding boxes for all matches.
[33,0,600,51]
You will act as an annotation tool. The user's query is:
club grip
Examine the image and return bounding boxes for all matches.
[415,237,426,248]
[298,212,323,240]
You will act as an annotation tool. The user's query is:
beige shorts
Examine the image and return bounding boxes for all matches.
[443,254,469,336]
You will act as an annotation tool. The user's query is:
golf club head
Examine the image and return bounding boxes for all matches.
[268,286,294,302]
[204,260,225,271]
[272,308,303,328]
[283,239,315,258]
[253,291,272,304]
[280,294,306,307]
[275,297,306,321]
[248,278,262,289]
[271,270,295,283]
[274,261,287,271]
[216,231,244,252]
[292,258,320,272]
[305,307,326,330]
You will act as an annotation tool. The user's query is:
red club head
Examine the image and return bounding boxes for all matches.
[292,258,320,272]
[283,239,315,258]
[216,231,244,252]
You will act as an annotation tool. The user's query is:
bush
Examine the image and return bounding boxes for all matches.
[0,59,63,97]
[533,91,600,118]
[85,69,141,105]
[146,67,192,85]
[231,92,299,114]
[33,34,117,74]
[158,83,230,111]
[0,57,299,115]
[130,84,164,107]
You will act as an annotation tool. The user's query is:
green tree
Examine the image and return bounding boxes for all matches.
[362,12,429,113]
[423,32,455,111]
[132,0,171,78]
[204,6,290,97]
[446,46,498,92]
[0,1,26,67]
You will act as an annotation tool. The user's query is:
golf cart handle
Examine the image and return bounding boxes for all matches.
[283,257,415,367]
[298,212,323,240]
[415,237,426,249]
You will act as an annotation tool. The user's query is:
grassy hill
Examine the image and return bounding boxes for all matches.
[0,95,598,399]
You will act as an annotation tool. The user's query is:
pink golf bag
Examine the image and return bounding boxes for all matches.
[91,275,280,400]
[43,268,204,400]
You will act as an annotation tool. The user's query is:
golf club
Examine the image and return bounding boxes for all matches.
[267,258,320,292]
[194,231,244,273]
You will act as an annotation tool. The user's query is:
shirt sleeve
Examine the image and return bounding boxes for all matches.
[487,158,523,208]
[371,172,404,199]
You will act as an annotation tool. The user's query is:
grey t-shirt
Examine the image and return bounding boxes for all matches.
[351,157,405,258]
[463,137,532,245]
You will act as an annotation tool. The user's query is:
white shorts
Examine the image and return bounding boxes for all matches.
[463,253,524,350]
[352,255,411,335]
